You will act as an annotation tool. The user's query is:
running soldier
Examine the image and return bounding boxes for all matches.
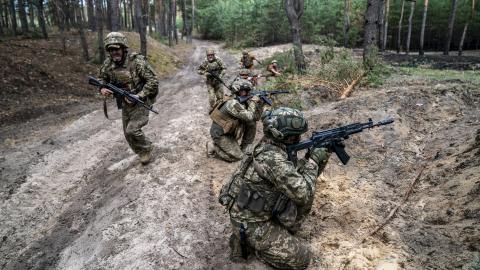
[197,48,227,110]
[98,32,159,165]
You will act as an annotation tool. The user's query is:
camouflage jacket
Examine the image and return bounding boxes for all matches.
[98,52,159,102]
[240,54,256,68]
[197,57,226,82]
[222,141,324,224]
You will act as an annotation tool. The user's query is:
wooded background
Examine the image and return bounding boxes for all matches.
[0,0,478,58]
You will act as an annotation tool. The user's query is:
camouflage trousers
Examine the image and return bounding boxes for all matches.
[211,122,256,162]
[206,81,224,109]
[230,220,311,269]
[122,102,152,155]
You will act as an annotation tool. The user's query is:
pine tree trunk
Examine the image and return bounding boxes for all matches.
[364,0,380,70]
[111,0,120,31]
[443,0,458,55]
[9,0,18,35]
[130,0,135,30]
[397,0,405,53]
[284,0,306,72]
[382,0,390,51]
[86,0,95,30]
[173,0,178,43]
[96,0,105,62]
[343,0,350,47]
[167,0,173,46]
[78,15,90,61]
[18,0,29,33]
[105,0,112,30]
[147,0,152,34]
[3,1,9,30]
[191,0,194,40]
[0,2,3,35]
[406,0,415,55]
[123,0,128,28]
[35,0,47,38]
[458,0,475,56]
[378,0,385,50]
[419,0,429,55]
[155,0,161,34]
[28,0,35,29]
[135,0,147,55]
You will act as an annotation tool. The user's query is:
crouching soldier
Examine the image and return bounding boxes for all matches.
[206,79,264,162]
[218,107,331,269]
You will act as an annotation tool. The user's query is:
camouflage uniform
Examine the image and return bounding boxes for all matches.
[219,108,330,269]
[99,33,159,158]
[197,51,227,109]
[209,79,263,162]
[241,52,257,70]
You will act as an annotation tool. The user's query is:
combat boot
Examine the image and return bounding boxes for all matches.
[229,233,247,263]
[139,150,152,165]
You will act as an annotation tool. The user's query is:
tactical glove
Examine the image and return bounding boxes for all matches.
[309,147,330,166]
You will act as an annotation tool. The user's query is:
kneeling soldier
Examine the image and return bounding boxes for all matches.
[218,107,330,269]
[207,79,264,162]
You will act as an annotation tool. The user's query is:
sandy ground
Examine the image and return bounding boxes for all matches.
[1,41,479,270]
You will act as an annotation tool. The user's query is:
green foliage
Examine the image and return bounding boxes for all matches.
[398,66,480,86]
[362,60,392,87]
[194,0,480,52]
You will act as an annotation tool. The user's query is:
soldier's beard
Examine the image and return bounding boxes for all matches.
[110,50,125,63]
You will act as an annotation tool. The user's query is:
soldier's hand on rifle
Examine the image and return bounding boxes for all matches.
[309,147,330,165]
[125,95,139,104]
[100,88,113,97]
[251,95,261,103]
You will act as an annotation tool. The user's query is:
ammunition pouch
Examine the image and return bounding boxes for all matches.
[236,184,298,228]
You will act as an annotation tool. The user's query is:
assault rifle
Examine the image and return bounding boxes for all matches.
[206,71,232,91]
[238,90,290,106]
[286,118,394,165]
[88,76,159,115]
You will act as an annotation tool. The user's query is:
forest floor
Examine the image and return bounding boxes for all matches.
[0,37,479,270]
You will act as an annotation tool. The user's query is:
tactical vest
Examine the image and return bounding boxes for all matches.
[241,55,254,69]
[209,100,242,137]
[109,53,144,95]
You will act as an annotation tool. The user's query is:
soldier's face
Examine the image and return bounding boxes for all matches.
[207,54,215,62]
[238,89,248,97]
[108,47,124,62]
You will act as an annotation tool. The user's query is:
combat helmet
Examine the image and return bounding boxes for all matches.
[262,107,308,142]
[239,69,250,76]
[232,80,253,95]
[206,48,215,55]
[104,32,129,49]
[242,50,248,55]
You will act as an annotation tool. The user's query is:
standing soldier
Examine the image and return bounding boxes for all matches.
[98,32,159,165]
[218,107,331,269]
[197,48,227,110]
[240,50,260,70]
[206,79,264,162]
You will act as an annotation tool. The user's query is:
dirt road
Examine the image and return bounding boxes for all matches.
[1,41,479,270]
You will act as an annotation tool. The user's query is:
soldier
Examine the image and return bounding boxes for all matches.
[266,59,282,78]
[98,32,159,165]
[218,107,331,269]
[231,69,258,88]
[240,50,260,70]
[197,48,227,110]
[206,79,264,162]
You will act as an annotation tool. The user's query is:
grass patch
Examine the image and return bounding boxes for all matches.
[399,67,480,86]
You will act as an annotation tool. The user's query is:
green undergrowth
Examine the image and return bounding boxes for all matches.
[399,67,480,86]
